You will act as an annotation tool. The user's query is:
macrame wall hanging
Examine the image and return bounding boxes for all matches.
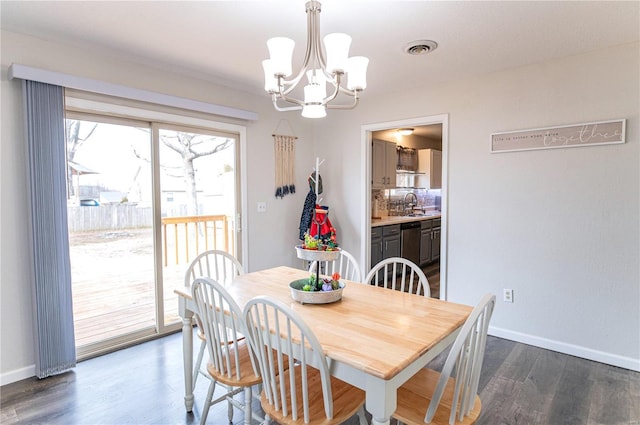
[273,119,297,198]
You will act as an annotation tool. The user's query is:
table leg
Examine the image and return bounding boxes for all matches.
[179,299,194,412]
[366,378,394,425]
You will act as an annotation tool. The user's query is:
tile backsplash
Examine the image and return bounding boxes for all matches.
[372,188,441,216]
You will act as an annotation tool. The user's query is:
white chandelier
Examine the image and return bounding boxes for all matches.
[262,1,369,118]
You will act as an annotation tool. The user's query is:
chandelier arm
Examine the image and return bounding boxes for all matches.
[279,71,306,97]
[272,101,303,112]
[276,94,305,108]
[272,94,303,111]
[320,74,342,105]
[326,96,360,110]
[281,72,306,96]
[338,86,358,96]
[273,86,305,108]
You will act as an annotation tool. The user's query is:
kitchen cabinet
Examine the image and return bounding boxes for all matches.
[372,139,397,189]
[419,220,432,265]
[419,218,441,265]
[417,149,442,189]
[371,224,401,268]
[382,224,401,260]
[431,218,441,262]
[371,227,383,268]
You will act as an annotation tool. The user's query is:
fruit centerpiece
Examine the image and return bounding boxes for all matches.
[289,272,345,304]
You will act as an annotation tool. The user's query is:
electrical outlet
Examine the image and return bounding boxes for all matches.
[257,202,267,213]
[503,289,514,303]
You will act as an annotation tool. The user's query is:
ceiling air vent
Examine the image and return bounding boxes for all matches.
[404,40,438,56]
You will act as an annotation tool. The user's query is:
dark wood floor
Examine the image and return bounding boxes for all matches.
[1,331,638,425]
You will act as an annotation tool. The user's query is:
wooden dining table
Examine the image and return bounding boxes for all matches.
[175,265,472,425]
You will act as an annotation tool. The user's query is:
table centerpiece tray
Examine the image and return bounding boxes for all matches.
[295,245,341,261]
[289,279,345,304]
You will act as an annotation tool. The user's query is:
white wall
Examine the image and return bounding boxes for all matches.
[317,42,640,370]
[1,30,638,384]
[0,30,313,383]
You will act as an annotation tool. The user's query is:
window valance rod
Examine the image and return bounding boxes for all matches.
[8,63,258,121]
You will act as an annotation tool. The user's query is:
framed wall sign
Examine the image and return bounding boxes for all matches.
[490,119,625,153]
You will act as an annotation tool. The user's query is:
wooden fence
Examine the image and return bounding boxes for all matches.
[68,206,233,266]
[68,205,152,232]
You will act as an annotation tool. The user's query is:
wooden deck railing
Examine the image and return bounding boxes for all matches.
[161,215,233,266]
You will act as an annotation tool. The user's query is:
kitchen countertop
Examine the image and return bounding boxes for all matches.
[371,212,441,227]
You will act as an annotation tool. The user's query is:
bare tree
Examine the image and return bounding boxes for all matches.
[159,132,233,215]
[65,120,97,197]
[65,120,232,215]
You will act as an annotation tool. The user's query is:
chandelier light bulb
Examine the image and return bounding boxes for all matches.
[302,104,327,118]
[346,56,369,91]
[262,60,279,92]
[323,33,351,74]
[267,37,295,77]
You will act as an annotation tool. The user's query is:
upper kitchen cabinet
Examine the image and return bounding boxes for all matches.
[372,139,397,189]
[417,149,442,189]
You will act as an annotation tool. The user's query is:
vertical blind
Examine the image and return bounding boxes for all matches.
[24,80,76,378]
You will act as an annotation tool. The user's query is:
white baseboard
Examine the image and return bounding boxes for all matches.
[0,365,35,386]
[489,326,640,372]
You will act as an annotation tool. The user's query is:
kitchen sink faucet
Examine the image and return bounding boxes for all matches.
[403,192,419,216]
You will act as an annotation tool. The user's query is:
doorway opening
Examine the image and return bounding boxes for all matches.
[361,114,449,299]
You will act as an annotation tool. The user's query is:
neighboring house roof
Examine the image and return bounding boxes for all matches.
[68,161,99,176]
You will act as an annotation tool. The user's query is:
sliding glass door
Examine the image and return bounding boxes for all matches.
[67,113,241,359]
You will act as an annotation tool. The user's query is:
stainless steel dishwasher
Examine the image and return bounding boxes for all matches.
[401,221,421,265]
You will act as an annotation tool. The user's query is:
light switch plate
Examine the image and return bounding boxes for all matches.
[257,202,267,213]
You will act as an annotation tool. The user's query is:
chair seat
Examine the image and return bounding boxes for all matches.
[206,340,262,388]
[197,328,206,341]
[261,365,365,425]
[198,328,246,344]
[394,368,482,425]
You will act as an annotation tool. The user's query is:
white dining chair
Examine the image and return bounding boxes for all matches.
[308,248,362,282]
[393,294,496,425]
[365,257,431,297]
[243,296,368,425]
[185,249,244,288]
[184,250,245,416]
[191,277,262,425]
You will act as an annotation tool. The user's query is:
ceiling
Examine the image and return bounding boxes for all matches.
[1,1,638,102]
[373,125,442,142]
